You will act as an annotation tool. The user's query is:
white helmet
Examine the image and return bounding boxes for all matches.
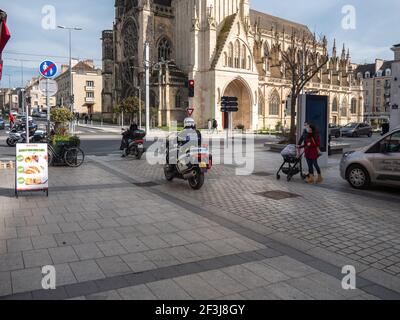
[183,117,196,129]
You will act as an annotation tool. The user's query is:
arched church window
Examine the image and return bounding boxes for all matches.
[228,43,233,67]
[224,52,228,67]
[234,40,240,69]
[341,98,348,117]
[332,97,338,112]
[241,44,246,69]
[122,22,138,60]
[158,37,172,62]
[351,98,357,114]
[269,91,280,116]
[175,90,183,109]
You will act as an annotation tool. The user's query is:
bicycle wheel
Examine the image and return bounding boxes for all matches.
[64,147,85,167]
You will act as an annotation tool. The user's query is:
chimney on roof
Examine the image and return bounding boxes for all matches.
[392,44,400,61]
[83,59,94,68]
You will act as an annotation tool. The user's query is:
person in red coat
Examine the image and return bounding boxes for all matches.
[300,123,323,184]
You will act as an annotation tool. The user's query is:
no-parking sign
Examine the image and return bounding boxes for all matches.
[39,60,58,79]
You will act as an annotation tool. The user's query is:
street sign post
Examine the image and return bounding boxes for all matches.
[39,60,58,137]
[221,96,239,145]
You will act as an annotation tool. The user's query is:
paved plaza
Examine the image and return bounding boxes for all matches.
[0,139,399,300]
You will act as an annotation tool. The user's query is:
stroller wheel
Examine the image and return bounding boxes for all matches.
[276,174,281,180]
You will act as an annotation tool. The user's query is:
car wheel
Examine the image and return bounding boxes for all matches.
[352,132,358,138]
[335,132,341,138]
[368,132,373,138]
[347,165,370,189]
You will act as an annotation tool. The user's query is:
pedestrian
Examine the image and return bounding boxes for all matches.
[207,119,212,133]
[212,119,218,134]
[8,113,15,129]
[89,114,93,123]
[297,122,309,146]
[300,123,323,184]
[84,114,89,125]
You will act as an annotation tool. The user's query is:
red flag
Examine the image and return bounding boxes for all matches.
[0,16,11,53]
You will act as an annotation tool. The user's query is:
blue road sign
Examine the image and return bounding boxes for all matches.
[39,60,58,79]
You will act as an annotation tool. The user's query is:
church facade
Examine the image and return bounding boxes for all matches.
[102,0,364,130]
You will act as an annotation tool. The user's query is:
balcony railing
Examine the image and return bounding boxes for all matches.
[85,97,95,103]
[85,86,95,91]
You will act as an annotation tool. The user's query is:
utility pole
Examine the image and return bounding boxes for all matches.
[145,42,150,133]
[57,25,83,132]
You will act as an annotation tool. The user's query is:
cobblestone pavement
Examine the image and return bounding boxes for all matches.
[0,144,399,300]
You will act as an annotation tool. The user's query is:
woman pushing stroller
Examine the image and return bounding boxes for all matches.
[298,123,324,184]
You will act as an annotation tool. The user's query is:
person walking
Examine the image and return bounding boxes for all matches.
[8,113,15,129]
[212,119,218,134]
[207,119,212,134]
[300,123,323,184]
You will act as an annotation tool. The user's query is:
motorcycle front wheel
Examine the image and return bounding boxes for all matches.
[188,171,205,190]
[6,138,17,147]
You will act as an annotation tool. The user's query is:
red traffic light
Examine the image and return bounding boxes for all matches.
[189,80,195,86]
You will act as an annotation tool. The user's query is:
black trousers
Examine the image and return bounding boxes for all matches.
[306,158,321,175]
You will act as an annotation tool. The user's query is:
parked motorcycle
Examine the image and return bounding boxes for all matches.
[164,143,212,190]
[121,128,146,159]
[6,129,47,147]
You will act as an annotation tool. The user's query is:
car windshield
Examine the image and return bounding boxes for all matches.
[344,123,357,128]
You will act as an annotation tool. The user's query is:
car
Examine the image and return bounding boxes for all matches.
[32,109,40,117]
[340,123,373,138]
[329,124,341,138]
[0,118,5,130]
[340,128,400,189]
[39,112,47,119]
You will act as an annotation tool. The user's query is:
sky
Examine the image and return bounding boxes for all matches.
[1,0,399,88]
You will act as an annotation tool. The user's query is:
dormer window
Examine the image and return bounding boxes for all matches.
[376,70,383,77]
[365,71,370,79]
[385,69,391,77]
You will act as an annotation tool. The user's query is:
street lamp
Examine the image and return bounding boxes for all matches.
[57,25,83,131]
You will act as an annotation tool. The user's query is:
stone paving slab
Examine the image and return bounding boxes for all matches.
[1,156,400,300]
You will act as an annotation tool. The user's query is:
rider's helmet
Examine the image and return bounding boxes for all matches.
[183,117,196,129]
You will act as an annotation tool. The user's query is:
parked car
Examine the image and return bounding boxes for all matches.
[340,128,400,189]
[340,123,373,138]
[329,124,341,138]
[39,112,47,119]
[32,109,40,117]
[0,117,5,130]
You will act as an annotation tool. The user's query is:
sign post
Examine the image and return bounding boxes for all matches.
[221,96,239,146]
[39,61,58,137]
[15,143,49,198]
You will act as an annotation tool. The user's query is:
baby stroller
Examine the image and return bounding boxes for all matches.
[276,144,307,182]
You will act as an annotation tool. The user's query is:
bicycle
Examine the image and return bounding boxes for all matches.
[48,143,85,168]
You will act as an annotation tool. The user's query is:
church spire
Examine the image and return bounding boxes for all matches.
[332,39,337,57]
[341,44,346,60]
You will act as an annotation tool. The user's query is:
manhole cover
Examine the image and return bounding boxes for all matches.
[253,172,273,177]
[133,182,160,188]
[255,190,301,200]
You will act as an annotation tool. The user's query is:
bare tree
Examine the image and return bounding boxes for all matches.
[281,30,329,143]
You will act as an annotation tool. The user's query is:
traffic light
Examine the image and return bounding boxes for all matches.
[188,80,195,98]
[221,96,239,113]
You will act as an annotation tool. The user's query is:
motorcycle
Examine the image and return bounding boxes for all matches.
[6,129,47,147]
[121,129,146,160]
[164,143,212,190]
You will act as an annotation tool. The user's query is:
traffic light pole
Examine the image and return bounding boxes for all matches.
[145,42,150,133]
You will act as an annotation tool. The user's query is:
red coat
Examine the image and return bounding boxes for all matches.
[303,134,320,160]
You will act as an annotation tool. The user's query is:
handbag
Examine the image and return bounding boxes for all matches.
[311,137,322,157]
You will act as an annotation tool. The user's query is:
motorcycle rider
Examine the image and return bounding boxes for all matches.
[167,117,202,165]
[120,122,139,157]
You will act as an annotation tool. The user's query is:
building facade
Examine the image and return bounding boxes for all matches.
[390,44,400,129]
[55,60,103,115]
[355,59,393,126]
[25,77,57,114]
[102,0,363,130]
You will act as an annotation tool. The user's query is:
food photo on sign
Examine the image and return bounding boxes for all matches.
[15,144,49,195]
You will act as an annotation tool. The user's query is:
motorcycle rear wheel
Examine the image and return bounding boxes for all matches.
[188,171,205,190]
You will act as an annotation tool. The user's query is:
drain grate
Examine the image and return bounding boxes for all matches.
[252,172,273,177]
[255,190,301,200]
[133,182,160,188]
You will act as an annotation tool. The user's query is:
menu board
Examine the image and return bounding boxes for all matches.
[15,144,49,192]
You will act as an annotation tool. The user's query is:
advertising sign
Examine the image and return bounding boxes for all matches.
[15,144,49,196]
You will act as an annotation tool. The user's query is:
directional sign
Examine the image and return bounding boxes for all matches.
[39,60,58,79]
[39,78,58,97]
[221,96,239,113]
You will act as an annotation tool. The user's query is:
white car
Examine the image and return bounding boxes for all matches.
[39,112,47,119]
